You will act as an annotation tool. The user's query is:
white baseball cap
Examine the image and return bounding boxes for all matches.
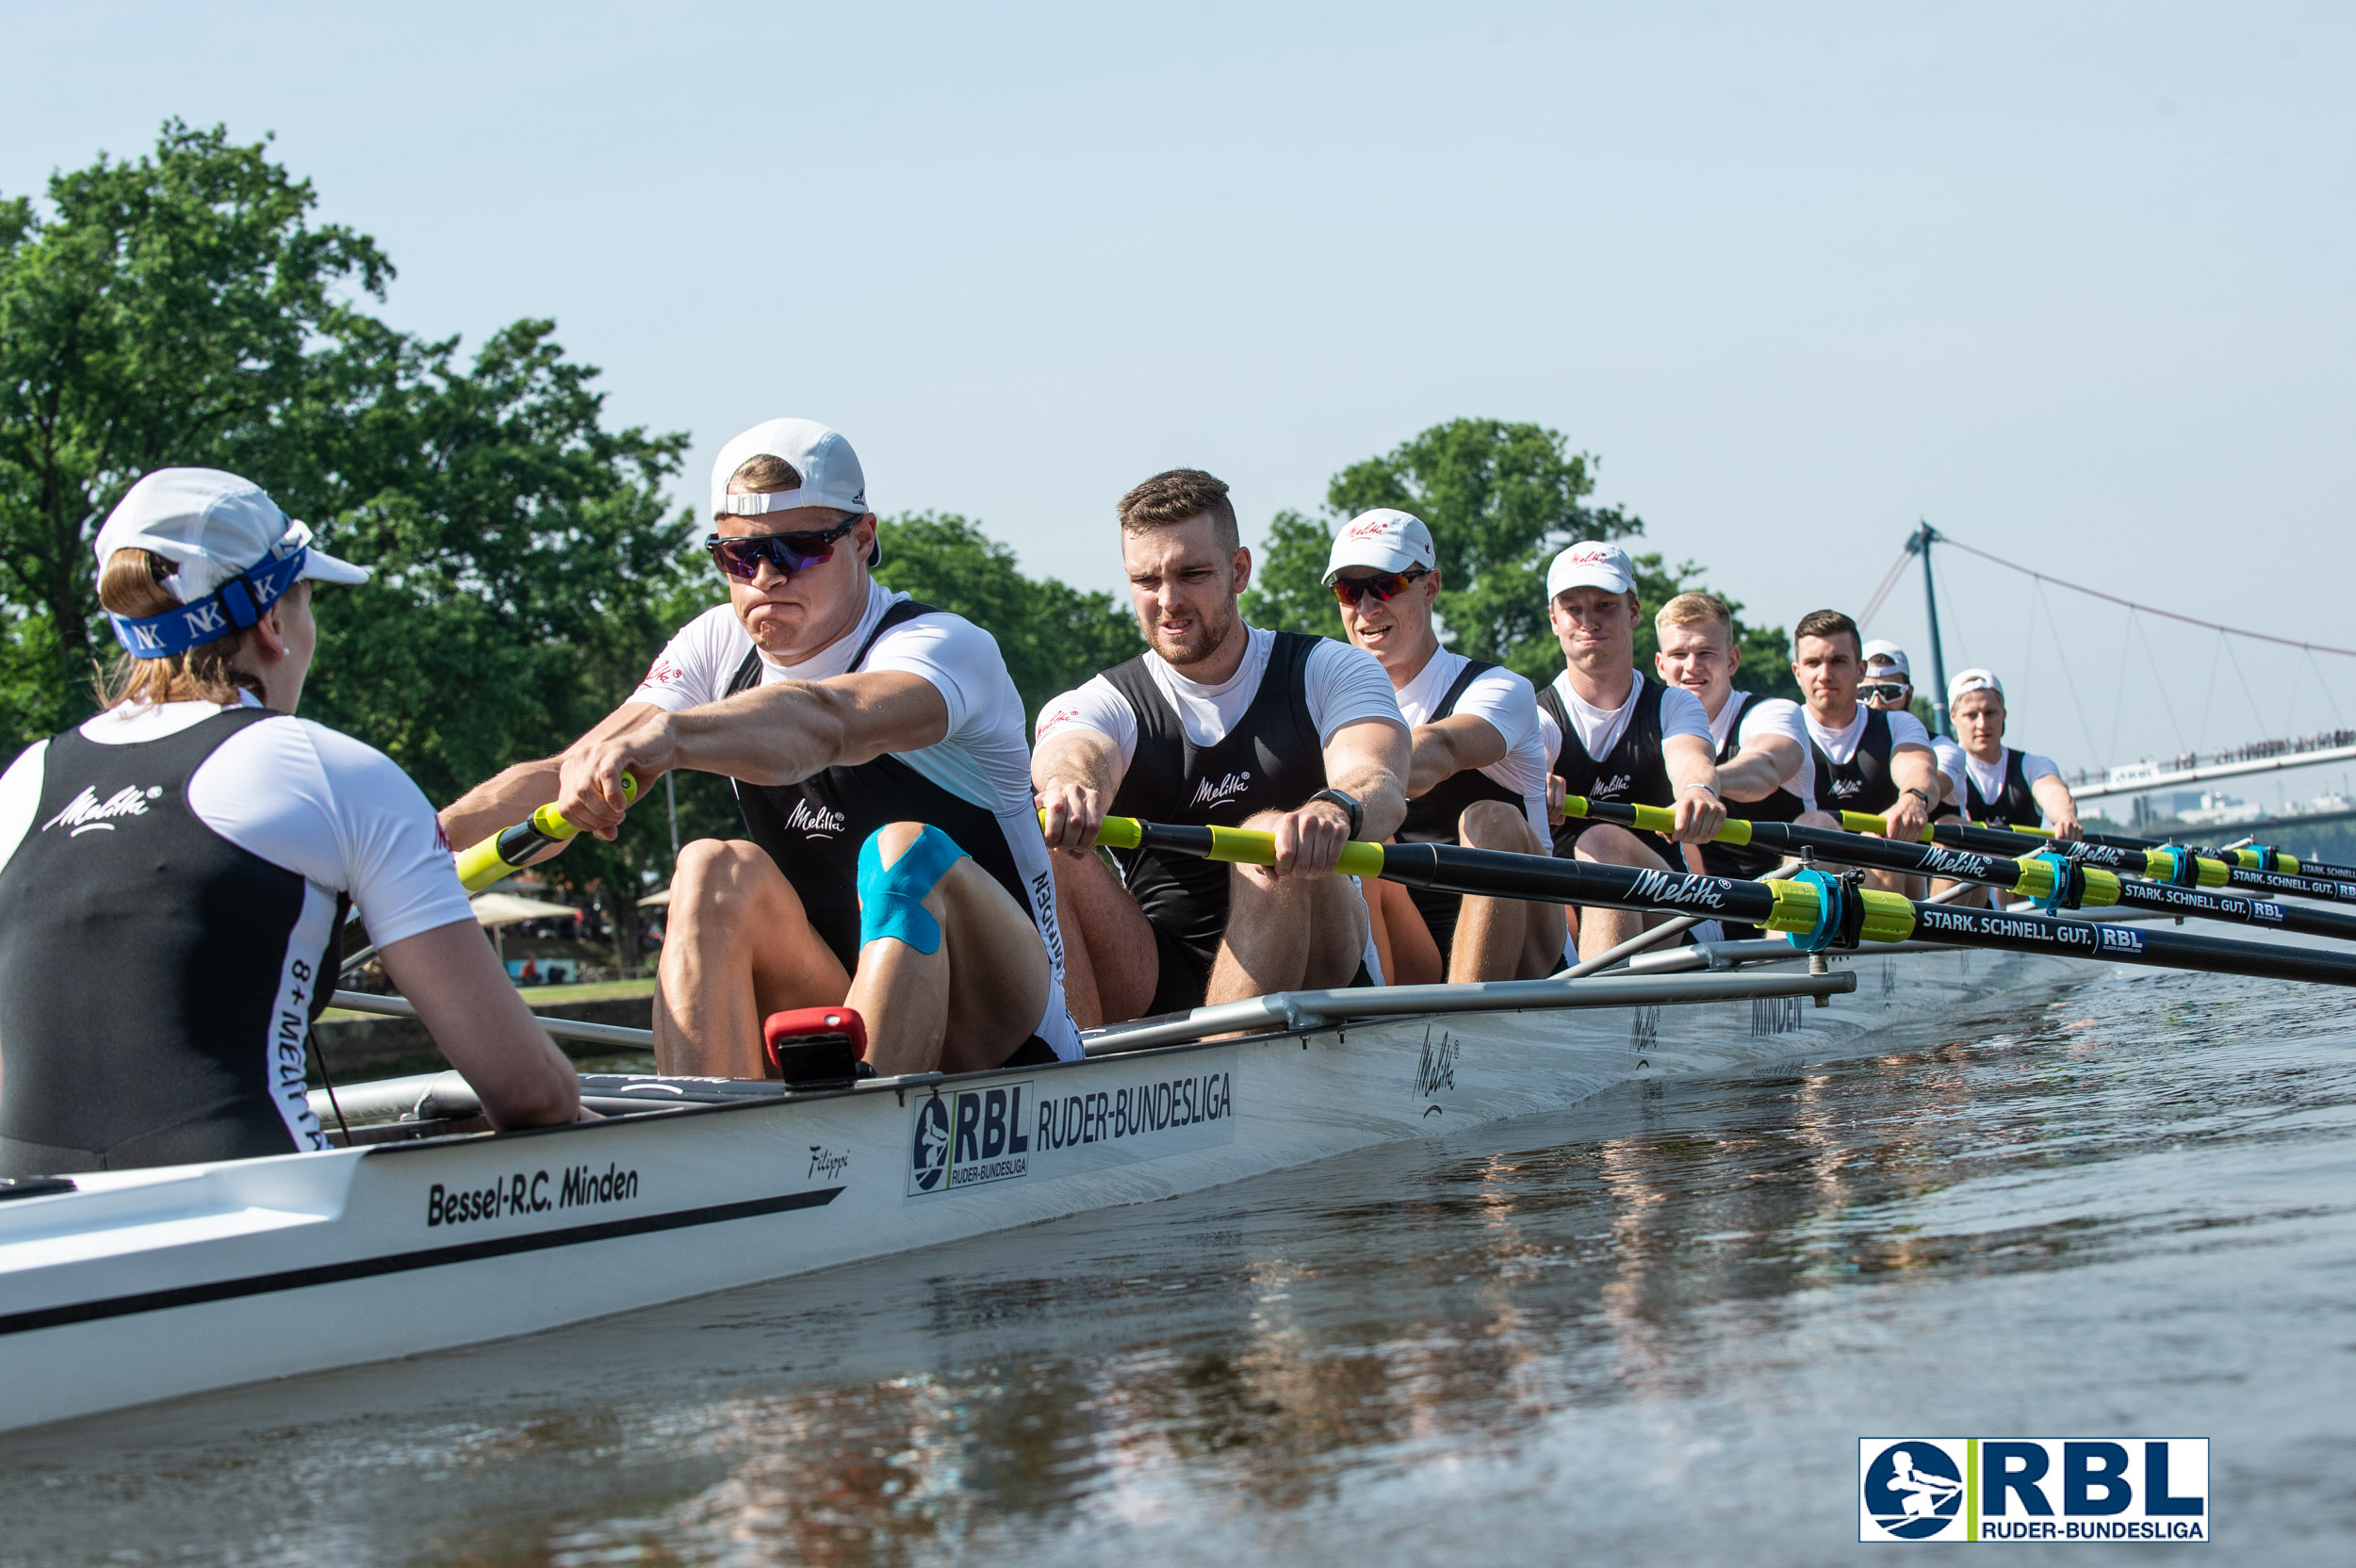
[1323,509,1436,583]
[1949,667,2004,703]
[94,467,369,606]
[711,417,878,567]
[1860,640,1912,678]
[1546,540,1637,600]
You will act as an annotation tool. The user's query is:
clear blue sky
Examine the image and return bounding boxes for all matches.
[8,2,2351,779]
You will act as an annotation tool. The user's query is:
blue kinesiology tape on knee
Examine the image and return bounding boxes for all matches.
[856,825,968,955]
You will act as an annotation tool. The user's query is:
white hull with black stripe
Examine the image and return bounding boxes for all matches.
[0,944,2092,1434]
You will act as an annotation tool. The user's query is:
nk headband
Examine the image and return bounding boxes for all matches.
[108,546,309,658]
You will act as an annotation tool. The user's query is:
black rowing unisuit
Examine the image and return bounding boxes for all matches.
[1395,658,1526,956]
[0,710,335,1176]
[726,600,1039,976]
[1536,676,1677,859]
[1101,631,1330,979]
[1810,706,1903,816]
[1965,747,2042,830]
[1700,691,1818,881]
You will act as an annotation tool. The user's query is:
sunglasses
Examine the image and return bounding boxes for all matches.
[704,519,859,583]
[1330,567,1429,608]
[1859,680,1911,704]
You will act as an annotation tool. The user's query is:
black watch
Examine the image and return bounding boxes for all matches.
[1306,788,1363,840]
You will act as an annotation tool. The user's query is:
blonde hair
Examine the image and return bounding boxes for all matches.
[92,549,270,710]
[1656,591,1732,634]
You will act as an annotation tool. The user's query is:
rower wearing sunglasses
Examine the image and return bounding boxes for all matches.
[1792,610,1942,895]
[1859,641,1968,823]
[1320,510,1562,986]
[442,418,1080,1078]
[1033,469,1410,1028]
[1533,542,1726,961]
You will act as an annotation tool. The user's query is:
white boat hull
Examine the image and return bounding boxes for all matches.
[0,947,2086,1433]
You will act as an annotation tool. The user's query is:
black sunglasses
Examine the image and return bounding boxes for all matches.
[1330,567,1429,608]
[703,519,859,582]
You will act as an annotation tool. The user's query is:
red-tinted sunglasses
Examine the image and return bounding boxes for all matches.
[1330,567,1429,608]
[704,519,859,583]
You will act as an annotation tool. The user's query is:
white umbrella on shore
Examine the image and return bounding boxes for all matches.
[470,891,585,928]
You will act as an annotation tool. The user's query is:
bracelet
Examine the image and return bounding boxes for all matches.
[1681,781,1719,796]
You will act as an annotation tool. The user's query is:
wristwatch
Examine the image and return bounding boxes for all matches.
[1306,788,1364,840]
[1902,786,1933,808]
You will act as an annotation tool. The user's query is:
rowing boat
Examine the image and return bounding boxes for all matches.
[0,939,2096,1434]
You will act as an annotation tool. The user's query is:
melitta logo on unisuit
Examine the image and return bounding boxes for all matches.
[782,798,847,837]
[907,1067,1237,1199]
[1857,1437,2208,1544]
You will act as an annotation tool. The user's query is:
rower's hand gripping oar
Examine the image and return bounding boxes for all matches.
[1084,813,2356,989]
[455,774,640,893]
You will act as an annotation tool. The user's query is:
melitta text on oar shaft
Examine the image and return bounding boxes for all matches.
[456,774,641,893]
[1091,814,2356,989]
[1560,794,2356,945]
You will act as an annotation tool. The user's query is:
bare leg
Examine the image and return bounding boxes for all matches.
[1449,799,1567,982]
[1047,848,1158,1027]
[1370,874,1443,987]
[656,840,848,1078]
[1206,808,1371,1003]
[848,822,1052,1077]
[1571,821,1678,960]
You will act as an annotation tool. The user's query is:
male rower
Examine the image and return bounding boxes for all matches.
[1948,669,2083,839]
[1033,469,1410,1027]
[1322,509,1562,985]
[1792,610,1941,893]
[1652,592,1838,892]
[1861,641,1968,821]
[1535,542,1726,960]
[443,418,1079,1078]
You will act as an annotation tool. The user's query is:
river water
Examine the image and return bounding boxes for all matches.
[7,963,2353,1565]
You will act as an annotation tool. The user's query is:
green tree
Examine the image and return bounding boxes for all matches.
[874,512,1141,718]
[1237,509,1340,638]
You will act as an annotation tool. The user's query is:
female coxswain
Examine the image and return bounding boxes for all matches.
[0,469,582,1177]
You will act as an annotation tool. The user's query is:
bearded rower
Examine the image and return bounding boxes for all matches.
[444,419,1079,1078]
[1947,668,2082,839]
[1321,509,1562,986]
[1034,470,1410,1027]
[1792,610,1939,892]
[1652,592,1837,895]
[1534,542,1725,960]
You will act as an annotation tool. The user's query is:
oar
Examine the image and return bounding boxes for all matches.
[2001,819,2355,883]
[1828,811,2356,907]
[1089,815,2356,988]
[455,775,639,893]
[1561,797,2356,944]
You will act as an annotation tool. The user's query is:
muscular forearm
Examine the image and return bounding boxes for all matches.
[663,682,857,787]
[1405,727,1466,797]
[442,758,564,846]
[1714,747,1790,802]
[1891,749,1939,801]
[1333,751,1409,841]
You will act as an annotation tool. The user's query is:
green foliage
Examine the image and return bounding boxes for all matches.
[873,512,1143,719]
[1236,509,1341,639]
[1243,416,1802,701]
[0,122,699,943]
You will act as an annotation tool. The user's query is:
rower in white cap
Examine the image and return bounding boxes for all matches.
[1535,541,1726,960]
[1947,669,2081,840]
[1321,509,1563,985]
[1858,639,1969,898]
[442,419,1082,1079]
[0,468,583,1176]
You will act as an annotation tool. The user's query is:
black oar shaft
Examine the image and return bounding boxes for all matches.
[1920,817,2356,907]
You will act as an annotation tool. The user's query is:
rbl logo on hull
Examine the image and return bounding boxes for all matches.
[1858,1438,2207,1543]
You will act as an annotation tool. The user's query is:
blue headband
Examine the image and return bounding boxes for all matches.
[108,546,309,658]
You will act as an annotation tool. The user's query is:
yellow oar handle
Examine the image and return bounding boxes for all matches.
[1560,794,1754,847]
[456,773,640,892]
[1075,812,1387,877]
[1836,808,1938,843]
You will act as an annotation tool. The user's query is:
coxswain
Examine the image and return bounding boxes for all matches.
[1322,509,1562,985]
[1033,470,1410,1027]
[1652,591,1837,907]
[1947,669,2082,839]
[1792,610,1940,892]
[443,419,1079,1078]
[0,469,581,1176]
[1534,542,1725,960]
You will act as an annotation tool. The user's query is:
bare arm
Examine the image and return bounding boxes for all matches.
[1034,727,1128,857]
[1885,742,1940,841]
[1661,732,1727,844]
[439,702,663,849]
[2032,774,2082,841]
[1260,717,1413,879]
[1713,733,1803,803]
[553,671,950,836]
[1407,714,1506,798]
[377,920,582,1128]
